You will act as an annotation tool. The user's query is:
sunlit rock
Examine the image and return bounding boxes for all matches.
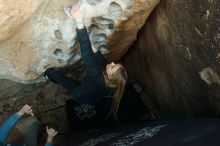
[0,0,159,83]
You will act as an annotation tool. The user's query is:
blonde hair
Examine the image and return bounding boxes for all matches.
[105,65,127,114]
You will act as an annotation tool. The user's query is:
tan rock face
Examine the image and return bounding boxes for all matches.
[0,0,159,83]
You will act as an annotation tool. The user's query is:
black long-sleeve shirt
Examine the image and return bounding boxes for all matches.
[72,28,112,104]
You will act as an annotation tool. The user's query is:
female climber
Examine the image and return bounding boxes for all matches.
[45,4,127,118]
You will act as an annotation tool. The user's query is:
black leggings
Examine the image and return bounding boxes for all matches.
[45,68,80,94]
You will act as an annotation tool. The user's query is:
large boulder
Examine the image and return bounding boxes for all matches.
[124,0,220,116]
[0,0,159,83]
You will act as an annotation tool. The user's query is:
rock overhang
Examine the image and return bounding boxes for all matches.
[0,0,160,83]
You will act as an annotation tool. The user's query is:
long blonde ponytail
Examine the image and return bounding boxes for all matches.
[108,66,127,114]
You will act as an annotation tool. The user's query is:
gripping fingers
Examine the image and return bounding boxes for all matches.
[46,126,58,136]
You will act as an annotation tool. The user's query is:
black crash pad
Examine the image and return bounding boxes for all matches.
[60,117,220,146]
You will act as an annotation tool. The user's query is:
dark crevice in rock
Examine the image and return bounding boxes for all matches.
[89,18,114,53]
[98,45,109,54]
[53,48,63,58]
[54,30,63,40]
[91,17,115,33]
[91,33,107,49]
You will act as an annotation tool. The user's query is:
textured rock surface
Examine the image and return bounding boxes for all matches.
[0,63,84,133]
[2,0,220,135]
[0,79,69,133]
[0,0,159,83]
[124,0,220,116]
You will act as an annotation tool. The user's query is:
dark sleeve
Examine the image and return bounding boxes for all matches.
[94,51,108,66]
[76,28,101,75]
[0,113,21,143]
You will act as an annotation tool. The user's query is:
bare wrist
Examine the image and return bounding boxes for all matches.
[76,22,84,29]
[17,111,24,116]
[47,137,54,143]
